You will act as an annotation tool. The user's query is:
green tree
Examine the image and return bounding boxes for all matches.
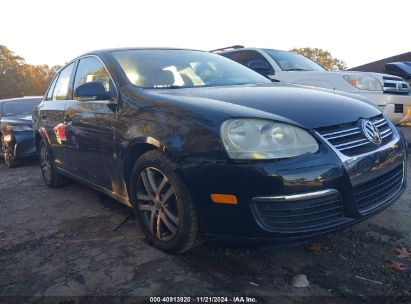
[0,45,27,99]
[0,45,60,99]
[290,47,347,71]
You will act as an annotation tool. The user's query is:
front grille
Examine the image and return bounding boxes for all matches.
[353,163,404,213]
[251,191,344,232]
[383,76,410,94]
[316,115,393,156]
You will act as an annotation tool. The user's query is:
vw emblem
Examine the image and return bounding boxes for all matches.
[362,120,382,145]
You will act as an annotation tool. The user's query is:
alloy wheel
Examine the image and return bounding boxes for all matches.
[136,167,180,241]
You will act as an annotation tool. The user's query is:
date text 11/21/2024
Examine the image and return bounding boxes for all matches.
[149,296,258,303]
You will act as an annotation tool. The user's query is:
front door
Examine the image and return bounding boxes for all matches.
[64,56,120,191]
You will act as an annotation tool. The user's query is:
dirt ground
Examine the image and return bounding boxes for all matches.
[0,157,410,304]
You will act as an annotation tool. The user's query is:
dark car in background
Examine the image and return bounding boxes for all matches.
[0,97,42,168]
[34,48,407,253]
[383,62,411,87]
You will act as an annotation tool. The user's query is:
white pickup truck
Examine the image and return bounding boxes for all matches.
[214,46,411,125]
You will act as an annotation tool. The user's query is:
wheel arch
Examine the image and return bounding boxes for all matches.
[123,138,176,192]
[34,127,51,152]
[34,131,42,152]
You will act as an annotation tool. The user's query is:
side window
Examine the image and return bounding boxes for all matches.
[226,51,251,65]
[384,64,402,76]
[73,57,116,98]
[240,51,274,73]
[222,51,274,74]
[45,74,59,100]
[383,65,393,74]
[52,63,75,101]
[220,51,237,60]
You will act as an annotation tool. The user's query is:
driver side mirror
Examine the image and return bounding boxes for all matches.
[74,81,117,103]
[247,60,272,77]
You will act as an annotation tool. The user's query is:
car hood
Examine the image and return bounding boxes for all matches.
[148,83,381,129]
[0,114,32,126]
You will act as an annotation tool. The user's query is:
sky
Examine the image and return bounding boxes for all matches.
[1,0,410,68]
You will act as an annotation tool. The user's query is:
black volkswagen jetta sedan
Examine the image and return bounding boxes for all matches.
[1,96,42,168]
[33,48,407,252]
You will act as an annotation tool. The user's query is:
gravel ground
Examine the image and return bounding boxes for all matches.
[0,157,410,304]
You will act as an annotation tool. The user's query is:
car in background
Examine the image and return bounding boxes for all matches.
[34,48,406,253]
[0,96,42,168]
[383,62,411,88]
[213,46,411,125]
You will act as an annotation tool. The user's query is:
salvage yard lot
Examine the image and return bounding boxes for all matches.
[0,159,410,303]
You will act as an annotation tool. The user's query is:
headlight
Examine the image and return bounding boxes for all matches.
[221,119,319,160]
[7,125,33,132]
[343,75,382,91]
[3,134,13,142]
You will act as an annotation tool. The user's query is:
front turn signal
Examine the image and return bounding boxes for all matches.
[211,194,238,205]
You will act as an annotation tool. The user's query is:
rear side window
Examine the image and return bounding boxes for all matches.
[45,75,59,100]
[52,63,75,100]
[73,56,116,97]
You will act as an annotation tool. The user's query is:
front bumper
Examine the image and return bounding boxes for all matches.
[355,91,411,124]
[178,124,407,243]
[7,131,37,159]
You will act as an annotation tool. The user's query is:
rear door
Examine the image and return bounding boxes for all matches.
[63,56,119,190]
[38,62,76,170]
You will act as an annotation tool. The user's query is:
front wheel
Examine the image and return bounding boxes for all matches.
[38,139,69,187]
[129,150,203,253]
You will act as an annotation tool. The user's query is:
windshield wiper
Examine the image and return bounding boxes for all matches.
[284,68,310,71]
[152,85,186,89]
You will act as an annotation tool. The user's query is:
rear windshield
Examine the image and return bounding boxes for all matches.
[2,98,41,117]
[111,49,270,89]
[264,49,326,72]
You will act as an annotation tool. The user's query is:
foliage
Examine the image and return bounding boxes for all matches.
[0,45,60,99]
[290,47,347,71]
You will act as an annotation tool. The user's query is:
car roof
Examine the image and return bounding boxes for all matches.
[58,48,209,72]
[79,47,205,57]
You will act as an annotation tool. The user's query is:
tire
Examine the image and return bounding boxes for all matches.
[129,150,203,253]
[2,136,19,168]
[38,139,69,187]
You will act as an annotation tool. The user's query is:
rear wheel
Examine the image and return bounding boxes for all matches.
[129,150,203,253]
[38,139,69,187]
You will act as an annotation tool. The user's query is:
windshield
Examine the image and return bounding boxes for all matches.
[2,98,41,117]
[264,49,326,72]
[111,49,270,89]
